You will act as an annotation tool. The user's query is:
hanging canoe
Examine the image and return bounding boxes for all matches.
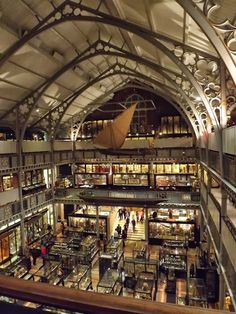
[93,103,137,149]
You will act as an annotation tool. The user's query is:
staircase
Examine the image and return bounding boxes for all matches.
[126,221,145,241]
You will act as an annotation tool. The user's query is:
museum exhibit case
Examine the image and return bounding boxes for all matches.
[75,163,110,186]
[124,257,158,279]
[68,205,117,239]
[21,169,47,196]
[0,174,18,192]
[49,235,98,266]
[132,242,148,260]
[64,264,91,290]
[134,271,156,300]
[188,278,207,308]
[33,261,61,284]
[97,268,122,295]
[24,209,49,245]
[148,207,197,246]
[159,245,187,278]
[3,258,28,279]
[105,238,124,269]
[0,226,21,265]
[153,163,197,191]
[112,163,149,187]
[160,115,191,136]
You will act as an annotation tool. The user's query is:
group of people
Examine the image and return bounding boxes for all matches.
[114,223,127,247]
[118,208,145,225]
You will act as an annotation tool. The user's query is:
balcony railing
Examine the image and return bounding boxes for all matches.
[0,275,229,314]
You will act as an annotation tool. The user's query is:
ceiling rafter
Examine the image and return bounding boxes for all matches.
[30,62,201,139]
[0,1,218,128]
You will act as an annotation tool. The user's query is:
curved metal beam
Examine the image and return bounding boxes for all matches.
[4,38,204,138]
[0,1,218,128]
[31,63,199,137]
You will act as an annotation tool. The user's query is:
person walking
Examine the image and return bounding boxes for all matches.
[114,228,119,239]
[122,228,127,248]
[61,221,65,236]
[31,245,39,266]
[24,254,31,272]
[116,224,122,237]
[131,219,136,232]
[41,244,47,266]
[118,208,123,220]
[58,267,64,286]
[103,235,108,252]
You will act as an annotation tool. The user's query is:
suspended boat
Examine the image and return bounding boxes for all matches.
[93,103,137,151]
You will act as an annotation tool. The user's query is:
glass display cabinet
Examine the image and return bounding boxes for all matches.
[33,261,60,283]
[149,208,195,223]
[148,222,195,245]
[80,236,98,264]
[97,269,122,296]
[112,174,149,187]
[5,260,28,279]
[49,236,98,266]
[188,278,207,308]
[75,163,110,187]
[65,264,91,290]
[159,246,187,278]
[153,163,197,191]
[148,208,196,246]
[132,242,148,260]
[68,214,107,238]
[124,257,158,279]
[106,238,124,269]
[112,163,149,187]
[24,210,49,245]
[134,272,155,300]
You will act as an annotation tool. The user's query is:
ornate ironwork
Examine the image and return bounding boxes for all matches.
[0,0,220,129]
[178,0,236,84]
[32,63,201,139]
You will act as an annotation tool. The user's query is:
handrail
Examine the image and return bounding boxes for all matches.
[0,275,229,314]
